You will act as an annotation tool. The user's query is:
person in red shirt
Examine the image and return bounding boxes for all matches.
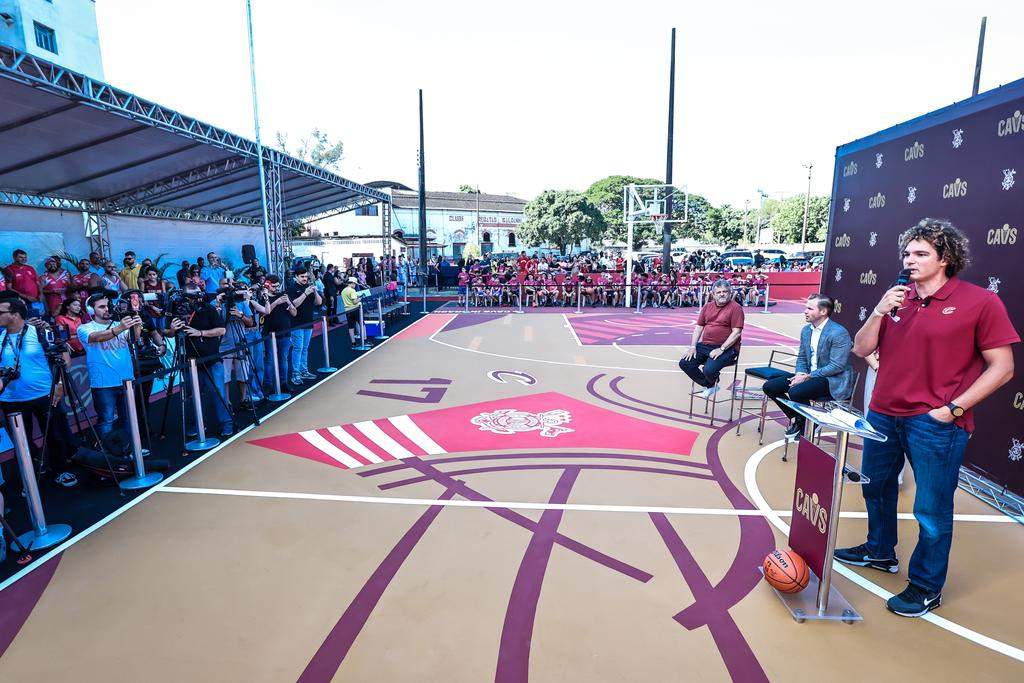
[55,298,85,355]
[837,219,1019,618]
[6,249,41,311]
[679,279,744,398]
[39,256,70,316]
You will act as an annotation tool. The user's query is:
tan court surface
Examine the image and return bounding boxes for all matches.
[0,308,1021,682]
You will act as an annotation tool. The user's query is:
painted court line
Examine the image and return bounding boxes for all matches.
[153,486,1012,523]
[744,439,1024,664]
[563,314,583,347]
[0,329,404,595]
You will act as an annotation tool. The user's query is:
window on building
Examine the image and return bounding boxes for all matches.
[33,22,58,54]
[355,204,379,216]
[482,231,492,243]
[507,232,516,248]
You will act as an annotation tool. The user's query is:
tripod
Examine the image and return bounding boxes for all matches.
[36,342,124,486]
[224,314,260,427]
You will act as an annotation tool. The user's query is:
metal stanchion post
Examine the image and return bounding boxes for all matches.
[119,379,163,489]
[402,281,410,315]
[7,413,72,550]
[420,275,428,315]
[353,303,372,351]
[374,299,390,339]
[185,358,220,451]
[575,281,582,314]
[518,283,524,314]
[317,316,338,373]
[465,285,470,312]
[763,282,771,313]
[268,333,290,402]
[635,283,643,314]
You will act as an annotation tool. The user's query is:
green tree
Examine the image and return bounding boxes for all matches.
[705,204,747,246]
[519,190,607,253]
[768,195,831,244]
[458,184,480,193]
[275,128,344,171]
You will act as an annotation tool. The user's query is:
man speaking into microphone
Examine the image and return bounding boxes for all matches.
[835,218,1019,617]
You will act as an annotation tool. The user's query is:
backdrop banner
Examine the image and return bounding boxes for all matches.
[823,78,1024,498]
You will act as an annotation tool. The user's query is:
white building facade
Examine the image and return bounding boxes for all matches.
[0,0,104,79]
[313,184,528,261]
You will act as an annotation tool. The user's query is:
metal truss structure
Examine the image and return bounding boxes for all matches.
[958,468,1024,525]
[381,201,393,257]
[0,44,390,270]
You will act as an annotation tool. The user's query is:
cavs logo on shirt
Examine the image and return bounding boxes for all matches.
[942,307,957,315]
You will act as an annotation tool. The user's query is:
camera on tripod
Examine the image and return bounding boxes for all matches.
[215,283,248,308]
[43,325,72,358]
[168,290,205,322]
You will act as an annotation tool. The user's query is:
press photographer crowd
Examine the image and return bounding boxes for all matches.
[0,247,400,506]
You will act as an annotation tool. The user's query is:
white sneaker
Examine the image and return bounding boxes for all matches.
[698,385,719,399]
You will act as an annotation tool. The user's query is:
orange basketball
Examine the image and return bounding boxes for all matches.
[763,549,810,594]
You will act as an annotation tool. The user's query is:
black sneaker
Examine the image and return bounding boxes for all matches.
[834,543,899,573]
[784,422,802,440]
[886,583,941,617]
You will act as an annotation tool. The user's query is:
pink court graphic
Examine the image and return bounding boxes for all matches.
[568,311,796,346]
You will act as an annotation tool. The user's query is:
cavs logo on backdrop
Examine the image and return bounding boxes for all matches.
[997,110,1023,137]
[868,192,885,209]
[904,141,925,161]
[834,233,851,248]
[859,270,878,286]
[987,223,1018,245]
[795,488,828,534]
[843,161,858,177]
[952,128,964,148]
[942,177,968,199]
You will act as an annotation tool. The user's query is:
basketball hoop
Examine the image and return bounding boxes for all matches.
[651,214,668,224]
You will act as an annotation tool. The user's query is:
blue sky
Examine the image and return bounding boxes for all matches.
[96,0,1024,206]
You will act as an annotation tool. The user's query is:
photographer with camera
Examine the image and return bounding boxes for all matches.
[167,283,234,437]
[78,293,144,440]
[215,278,264,407]
[0,292,78,487]
[287,267,322,385]
[118,288,168,405]
[250,275,296,393]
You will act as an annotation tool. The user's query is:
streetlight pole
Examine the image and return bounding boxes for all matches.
[245,0,273,273]
[801,164,813,253]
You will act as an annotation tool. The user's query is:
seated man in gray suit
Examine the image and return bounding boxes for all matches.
[763,294,854,439]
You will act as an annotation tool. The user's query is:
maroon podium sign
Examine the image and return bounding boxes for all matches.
[789,438,836,580]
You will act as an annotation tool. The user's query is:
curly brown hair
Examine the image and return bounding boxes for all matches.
[898,218,970,277]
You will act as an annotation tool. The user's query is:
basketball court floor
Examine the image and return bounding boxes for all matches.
[0,305,1021,681]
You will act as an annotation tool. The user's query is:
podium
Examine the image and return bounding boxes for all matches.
[766,399,887,624]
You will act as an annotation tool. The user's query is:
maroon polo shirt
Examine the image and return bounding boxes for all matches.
[697,299,744,350]
[870,277,1020,432]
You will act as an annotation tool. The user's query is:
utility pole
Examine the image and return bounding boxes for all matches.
[743,199,751,245]
[801,164,813,253]
[662,27,677,274]
[418,90,427,290]
[972,17,987,96]
[245,0,273,274]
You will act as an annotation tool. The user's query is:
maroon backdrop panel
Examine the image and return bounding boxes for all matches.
[822,79,1024,497]
[789,438,836,580]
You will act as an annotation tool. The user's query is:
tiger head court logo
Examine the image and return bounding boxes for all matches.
[471,408,574,438]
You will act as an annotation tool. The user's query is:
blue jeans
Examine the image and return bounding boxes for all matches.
[243,330,265,400]
[92,386,127,438]
[678,342,739,388]
[263,332,292,390]
[187,361,232,433]
[860,410,970,593]
[289,327,313,377]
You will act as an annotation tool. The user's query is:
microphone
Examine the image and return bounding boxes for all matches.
[890,268,911,319]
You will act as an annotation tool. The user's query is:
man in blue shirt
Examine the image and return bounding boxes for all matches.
[201,252,227,294]
[0,293,78,487]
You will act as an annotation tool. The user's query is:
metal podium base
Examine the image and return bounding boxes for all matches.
[185,437,220,452]
[760,567,862,624]
[317,366,338,373]
[119,471,164,490]
[268,392,290,402]
[352,342,372,351]
[18,523,72,551]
